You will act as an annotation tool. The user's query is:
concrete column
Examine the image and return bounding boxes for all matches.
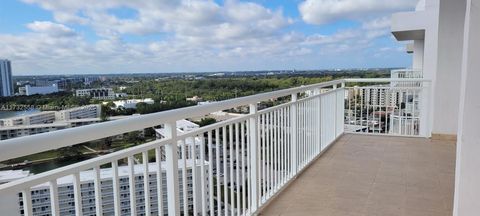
[430,0,466,137]
[454,0,480,215]
[412,40,425,71]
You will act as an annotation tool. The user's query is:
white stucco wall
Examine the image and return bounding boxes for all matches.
[454,0,480,215]
[431,0,466,135]
[413,40,425,70]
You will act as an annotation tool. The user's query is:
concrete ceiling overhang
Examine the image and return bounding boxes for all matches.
[391,11,429,41]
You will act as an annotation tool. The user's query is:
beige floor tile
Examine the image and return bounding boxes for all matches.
[260,134,455,216]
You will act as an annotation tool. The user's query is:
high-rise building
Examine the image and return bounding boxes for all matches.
[0,59,14,97]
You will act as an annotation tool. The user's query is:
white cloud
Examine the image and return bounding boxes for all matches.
[0,0,411,74]
[298,0,417,25]
[21,0,292,43]
[26,21,76,37]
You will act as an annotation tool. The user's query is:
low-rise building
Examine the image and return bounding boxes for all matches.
[0,122,69,140]
[75,88,115,100]
[18,84,59,96]
[1,112,56,126]
[55,105,102,121]
[108,98,154,110]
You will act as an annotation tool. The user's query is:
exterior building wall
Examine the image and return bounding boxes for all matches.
[76,89,115,100]
[55,105,101,121]
[2,112,56,126]
[454,0,480,214]
[0,124,68,140]
[430,0,466,135]
[22,84,59,96]
[413,40,425,70]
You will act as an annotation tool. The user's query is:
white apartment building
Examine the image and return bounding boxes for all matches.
[0,117,138,140]
[0,160,208,216]
[0,123,69,140]
[76,88,115,100]
[55,105,102,121]
[0,105,101,127]
[0,170,31,184]
[19,84,59,96]
[2,112,57,127]
[0,59,14,97]
[0,105,102,140]
[108,98,154,110]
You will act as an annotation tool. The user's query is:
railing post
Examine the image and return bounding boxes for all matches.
[249,103,259,212]
[164,121,180,215]
[333,84,338,137]
[314,88,321,154]
[339,82,345,136]
[290,94,298,175]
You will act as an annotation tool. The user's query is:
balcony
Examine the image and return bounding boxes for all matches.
[0,78,439,216]
[261,134,455,216]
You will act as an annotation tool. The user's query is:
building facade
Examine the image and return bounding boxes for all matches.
[19,84,59,96]
[55,105,102,121]
[76,88,115,100]
[2,112,57,127]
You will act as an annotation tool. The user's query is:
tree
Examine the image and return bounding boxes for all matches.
[126,131,145,145]
[58,145,84,161]
[198,118,217,127]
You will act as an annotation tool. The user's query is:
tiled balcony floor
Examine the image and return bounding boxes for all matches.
[260,134,456,216]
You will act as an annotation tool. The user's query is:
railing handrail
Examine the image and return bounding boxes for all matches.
[0,79,344,162]
[0,78,430,162]
[0,87,347,194]
[344,78,430,83]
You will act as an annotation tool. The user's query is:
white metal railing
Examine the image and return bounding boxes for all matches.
[344,79,431,137]
[0,78,429,216]
[390,69,423,79]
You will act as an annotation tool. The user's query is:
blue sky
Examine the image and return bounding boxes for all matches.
[0,0,418,75]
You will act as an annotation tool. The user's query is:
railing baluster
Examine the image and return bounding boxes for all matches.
[246,120,251,215]
[181,140,188,216]
[164,121,180,216]
[143,151,151,216]
[155,147,163,216]
[215,128,221,215]
[261,114,266,201]
[241,121,246,215]
[229,124,234,216]
[128,156,137,216]
[200,134,207,216]
[93,166,102,216]
[273,109,278,191]
[21,189,32,216]
[73,173,83,216]
[235,122,241,216]
[112,160,121,216]
[207,131,214,216]
[222,126,229,216]
[49,180,60,216]
[267,111,271,197]
[191,137,198,216]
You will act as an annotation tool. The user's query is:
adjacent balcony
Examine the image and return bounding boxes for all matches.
[0,77,448,216]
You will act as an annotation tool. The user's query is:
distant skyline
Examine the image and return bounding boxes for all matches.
[0,0,418,75]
